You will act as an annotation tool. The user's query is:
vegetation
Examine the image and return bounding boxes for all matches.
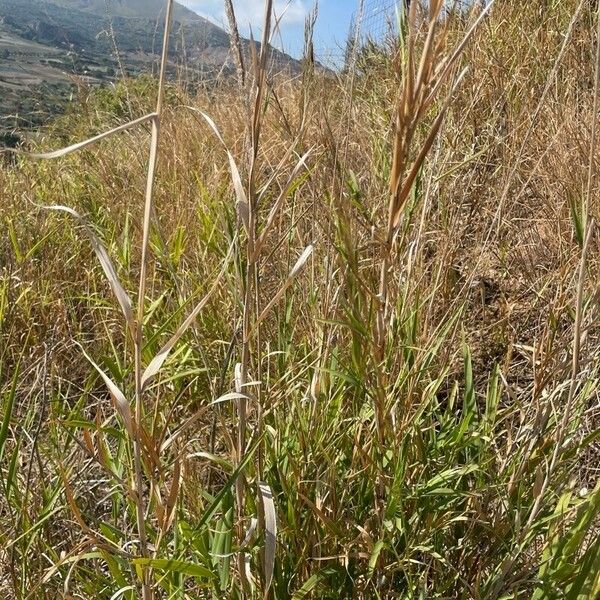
[0,0,599,598]
[0,0,300,138]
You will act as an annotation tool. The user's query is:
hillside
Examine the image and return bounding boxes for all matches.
[0,0,300,133]
[49,0,199,22]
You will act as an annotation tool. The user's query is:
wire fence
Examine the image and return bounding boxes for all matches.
[360,0,402,44]
[314,1,484,71]
[313,0,401,70]
[359,0,487,42]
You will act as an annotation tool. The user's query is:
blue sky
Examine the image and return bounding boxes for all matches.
[179,1,358,65]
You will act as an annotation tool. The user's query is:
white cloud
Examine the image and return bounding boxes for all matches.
[181,0,307,32]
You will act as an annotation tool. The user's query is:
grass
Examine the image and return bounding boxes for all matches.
[0,0,599,598]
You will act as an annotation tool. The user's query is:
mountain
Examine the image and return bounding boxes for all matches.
[49,0,199,23]
[0,0,237,58]
[0,0,302,135]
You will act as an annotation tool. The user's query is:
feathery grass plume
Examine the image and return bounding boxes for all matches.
[373,0,493,445]
[224,0,246,88]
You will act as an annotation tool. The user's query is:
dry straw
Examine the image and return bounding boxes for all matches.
[372,0,494,445]
[7,0,311,595]
[4,0,598,597]
[10,1,185,597]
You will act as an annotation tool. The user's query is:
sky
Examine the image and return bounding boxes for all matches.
[178,0,359,65]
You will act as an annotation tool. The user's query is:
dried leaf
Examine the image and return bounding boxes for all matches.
[82,429,95,456]
[238,199,251,233]
[182,106,248,224]
[242,518,258,550]
[235,362,243,394]
[164,459,181,532]
[41,205,135,336]
[427,0,495,106]
[213,391,253,405]
[259,481,277,598]
[533,464,546,500]
[290,245,314,277]
[11,113,156,160]
[141,239,235,391]
[250,245,314,337]
[254,149,312,258]
[79,345,134,438]
[392,69,468,228]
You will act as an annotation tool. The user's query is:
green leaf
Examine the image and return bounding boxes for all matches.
[0,362,19,464]
[484,364,500,431]
[132,558,216,581]
[569,197,585,247]
[566,535,600,599]
[462,344,476,426]
[368,540,385,578]
[292,567,340,599]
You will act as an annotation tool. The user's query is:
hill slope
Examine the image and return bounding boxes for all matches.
[49,0,199,23]
[0,0,301,131]
[0,0,235,55]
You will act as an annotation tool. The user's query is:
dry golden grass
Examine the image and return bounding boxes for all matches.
[0,0,599,598]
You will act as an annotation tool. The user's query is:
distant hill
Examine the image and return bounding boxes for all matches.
[49,0,199,23]
[0,0,303,133]
[0,0,235,56]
